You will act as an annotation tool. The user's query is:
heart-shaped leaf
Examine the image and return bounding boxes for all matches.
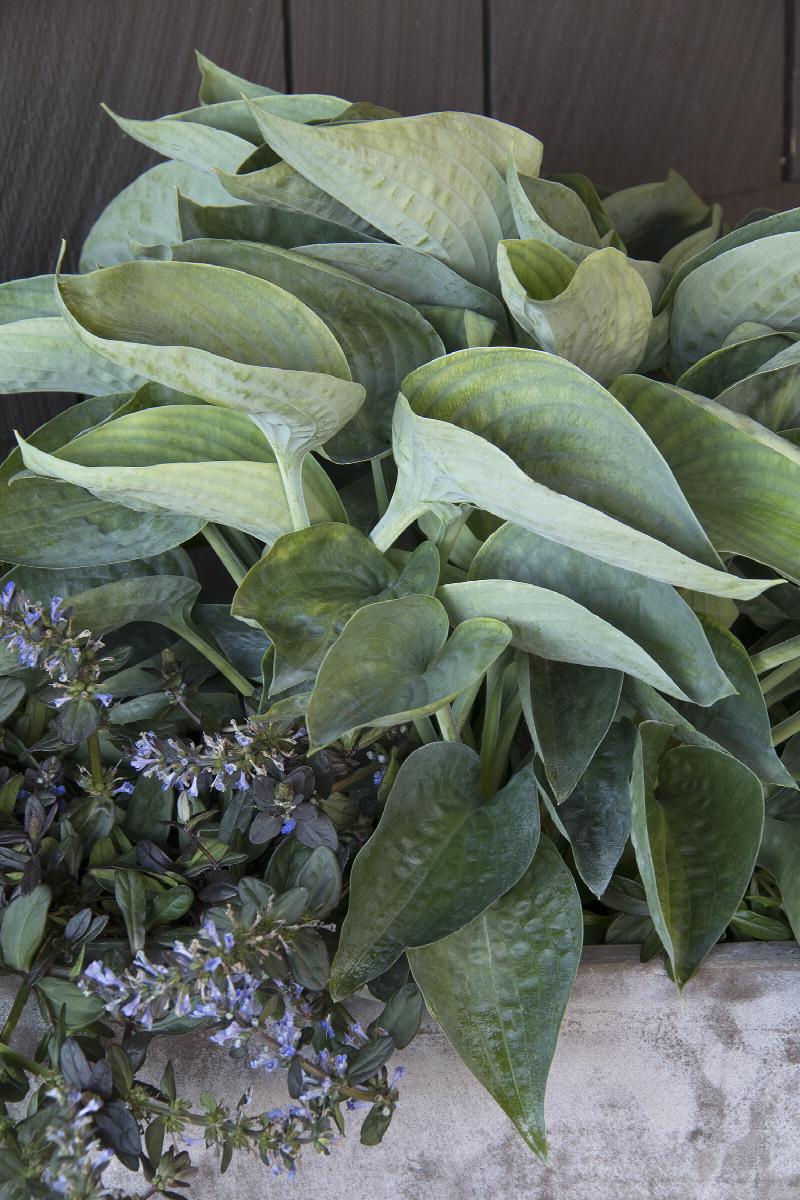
[233,524,439,691]
[408,835,581,1158]
[306,594,511,751]
[630,723,764,988]
[329,742,539,998]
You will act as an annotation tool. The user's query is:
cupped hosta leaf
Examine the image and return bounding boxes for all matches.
[306,595,511,751]
[245,106,543,289]
[518,653,621,801]
[671,616,795,788]
[0,317,142,395]
[176,192,376,248]
[439,577,727,702]
[659,207,800,312]
[506,160,598,263]
[0,274,79,323]
[196,51,281,104]
[557,721,637,897]
[497,241,652,384]
[232,525,439,690]
[409,835,580,1159]
[471,523,732,707]
[16,423,342,546]
[604,169,709,257]
[104,106,253,174]
[217,160,380,238]
[758,817,800,940]
[714,341,800,432]
[372,350,770,599]
[55,260,364,524]
[329,742,539,998]
[298,243,508,333]
[676,331,797,399]
[670,233,800,373]
[660,203,724,273]
[80,160,237,271]
[166,238,443,460]
[613,373,800,582]
[631,723,764,988]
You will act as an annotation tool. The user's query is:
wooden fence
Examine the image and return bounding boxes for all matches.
[2,0,799,443]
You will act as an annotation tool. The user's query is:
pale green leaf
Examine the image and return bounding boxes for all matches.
[196,51,281,104]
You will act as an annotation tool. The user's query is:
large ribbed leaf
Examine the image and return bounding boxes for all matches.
[245,107,543,289]
[0,317,142,395]
[506,160,598,262]
[166,238,443,460]
[714,341,800,431]
[55,260,364,526]
[631,723,764,988]
[676,331,797,399]
[168,93,350,142]
[104,106,254,173]
[439,578,726,702]
[497,241,652,384]
[306,595,511,751]
[408,836,580,1159]
[80,160,237,270]
[298,243,508,332]
[372,350,770,598]
[557,721,637,896]
[232,524,439,690]
[604,170,709,256]
[613,373,800,582]
[176,194,373,248]
[0,274,80,323]
[517,653,621,801]
[329,742,539,998]
[670,233,800,373]
[471,523,732,706]
[16,403,344,544]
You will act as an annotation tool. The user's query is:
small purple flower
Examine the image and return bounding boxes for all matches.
[1,581,15,611]
[281,817,297,835]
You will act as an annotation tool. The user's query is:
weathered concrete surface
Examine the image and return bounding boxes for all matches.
[9,944,800,1198]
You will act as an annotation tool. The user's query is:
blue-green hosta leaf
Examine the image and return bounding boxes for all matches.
[408,835,580,1159]
[232,524,439,691]
[417,307,496,352]
[659,203,724,273]
[439,577,727,702]
[659,207,800,312]
[297,243,508,333]
[306,594,511,751]
[758,817,800,940]
[196,51,281,104]
[55,260,364,524]
[471,523,732,707]
[670,232,800,373]
[0,391,131,487]
[0,317,142,395]
[1,547,194,605]
[217,160,380,238]
[506,160,599,263]
[631,723,764,988]
[168,93,350,143]
[103,106,254,173]
[676,331,797,398]
[245,106,543,290]
[372,350,770,598]
[329,742,539,998]
[714,341,800,431]
[497,241,652,384]
[613,373,800,582]
[517,653,621,802]
[80,160,237,271]
[16,404,344,544]
[64,575,200,639]
[604,169,709,255]
[671,616,794,789]
[557,721,637,897]
[166,238,443,460]
[177,193,375,248]
[0,274,78,323]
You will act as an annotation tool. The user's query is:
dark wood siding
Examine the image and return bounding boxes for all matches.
[2,0,799,446]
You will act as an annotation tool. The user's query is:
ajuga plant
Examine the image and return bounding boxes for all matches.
[0,47,799,1194]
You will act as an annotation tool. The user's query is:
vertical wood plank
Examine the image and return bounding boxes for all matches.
[0,0,285,446]
[489,0,784,196]
[289,0,485,114]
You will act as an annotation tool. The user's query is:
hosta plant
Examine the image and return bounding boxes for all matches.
[1,48,799,1194]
